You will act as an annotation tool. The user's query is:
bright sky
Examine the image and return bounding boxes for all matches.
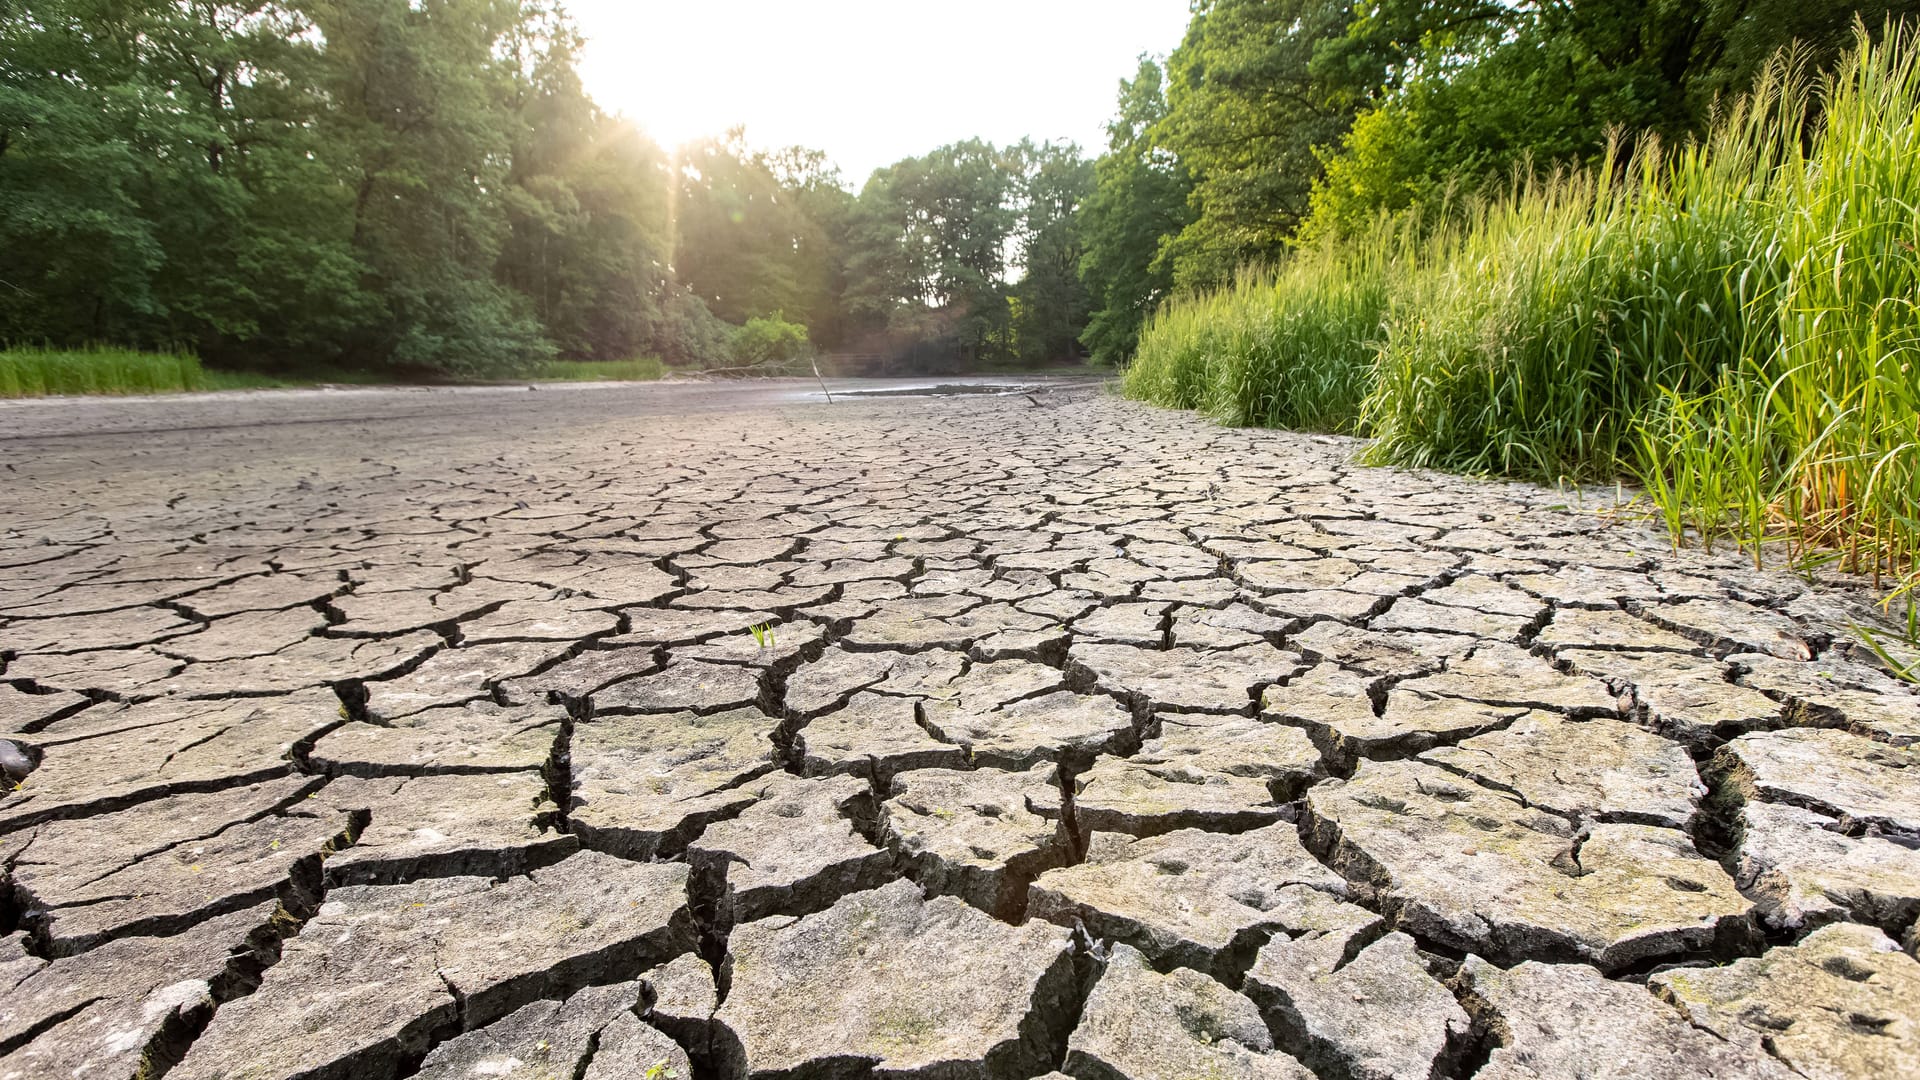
[566,0,1194,187]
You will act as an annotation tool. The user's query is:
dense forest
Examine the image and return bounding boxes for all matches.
[0,1,1090,375]
[1,1,1912,377]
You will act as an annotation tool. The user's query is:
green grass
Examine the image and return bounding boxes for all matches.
[0,346,403,396]
[1122,220,1404,433]
[1124,24,1920,625]
[0,347,670,397]
[533,357,667,382]
[0,346,212,396]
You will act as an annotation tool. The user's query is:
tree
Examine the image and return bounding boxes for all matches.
[1156,0,1362,288]
[303,0,554,376]
[4,0,588,374]
[0,0,364,354]
[6,2,1124,375]
[763,146,856,350]
[842,140,1024,365]
[671,133,853,351]
[1010,140,1093,365]
[1077,57,1192,365]
[492,6,727,365]
[1,0,169,344]
[1694,0,1920,105]
[674,130,803,324]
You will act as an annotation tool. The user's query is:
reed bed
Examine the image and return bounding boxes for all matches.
[0,346,211,397]
[1124,25,1920,614]
[533,357,668,382]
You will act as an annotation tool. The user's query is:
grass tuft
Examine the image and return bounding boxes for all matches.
[533,357,668,383]
[1121,217,1405,434]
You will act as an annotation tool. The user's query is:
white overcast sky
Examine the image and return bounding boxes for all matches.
[565,0,1195,186]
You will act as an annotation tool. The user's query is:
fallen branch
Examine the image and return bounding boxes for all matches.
[811,357,834,404]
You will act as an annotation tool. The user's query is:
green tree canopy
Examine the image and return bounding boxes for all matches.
[1077,57,1192,365]
[1155,0,1361,288]
[1011,140,1095,365]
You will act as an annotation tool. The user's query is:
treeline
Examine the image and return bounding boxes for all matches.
[0,1,1090,375]
[7,2,1910,378]
[1077,0,1916,363]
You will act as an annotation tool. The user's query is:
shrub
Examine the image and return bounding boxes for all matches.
[732,314,813,370]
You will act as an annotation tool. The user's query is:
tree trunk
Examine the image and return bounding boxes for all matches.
[208,63,228,173]
[351,172,378,247]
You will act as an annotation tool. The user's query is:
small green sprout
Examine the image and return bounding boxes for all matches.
[748,622,777,650]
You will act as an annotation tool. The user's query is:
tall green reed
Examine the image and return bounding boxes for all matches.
[1633,27,1919,608]
[0,346,208,397]
[1124,22,1920,619]
[1123,214,1403,433]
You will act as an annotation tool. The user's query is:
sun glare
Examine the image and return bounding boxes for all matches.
[564,0,1194,182]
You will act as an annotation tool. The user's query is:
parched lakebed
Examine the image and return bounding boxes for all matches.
[2,377,1917,1080]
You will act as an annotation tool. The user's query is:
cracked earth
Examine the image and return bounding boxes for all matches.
[2,378,1918,1080]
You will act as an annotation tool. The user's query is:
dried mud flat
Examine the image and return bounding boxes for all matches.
[2,378,1917,1080]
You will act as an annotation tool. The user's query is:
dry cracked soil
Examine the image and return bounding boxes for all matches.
[1,377,1918,1080]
